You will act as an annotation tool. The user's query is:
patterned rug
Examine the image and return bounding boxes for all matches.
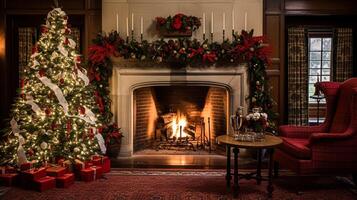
[1,169,356,200]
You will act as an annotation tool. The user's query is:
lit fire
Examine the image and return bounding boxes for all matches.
[171,111,188,138]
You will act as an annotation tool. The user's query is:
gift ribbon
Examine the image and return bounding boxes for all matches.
[91,166,97,180]
[36,73,69,113]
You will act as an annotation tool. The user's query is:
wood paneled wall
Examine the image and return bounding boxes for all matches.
[0,0,101,123]
[263,0,357,125]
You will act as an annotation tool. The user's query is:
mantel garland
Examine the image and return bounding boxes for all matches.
[88,29,277,131]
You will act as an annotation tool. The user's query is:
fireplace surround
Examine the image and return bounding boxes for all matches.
[110,59,248,157]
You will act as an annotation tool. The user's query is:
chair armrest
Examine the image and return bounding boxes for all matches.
[279,125,326,139]
[308,132,352,146]
[316,82,340,96]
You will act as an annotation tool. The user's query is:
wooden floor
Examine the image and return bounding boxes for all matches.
[111,150,267,169]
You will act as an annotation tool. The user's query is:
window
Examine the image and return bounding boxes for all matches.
[308,36,333,103]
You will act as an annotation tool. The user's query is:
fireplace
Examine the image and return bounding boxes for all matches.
[133,85,228,153]
[110,59,248,157]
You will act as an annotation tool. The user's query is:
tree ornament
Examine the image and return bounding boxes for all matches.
[40,142,48,150]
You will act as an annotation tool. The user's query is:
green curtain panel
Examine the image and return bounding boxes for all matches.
[287,27,309,125]
[334,28,353,82]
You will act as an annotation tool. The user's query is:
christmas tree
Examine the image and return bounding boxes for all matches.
[0,8,105,167]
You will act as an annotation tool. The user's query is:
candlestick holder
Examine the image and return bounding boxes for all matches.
[131,30,134,41]
[232,30,235,38]
[126,36,129,44]
[210,33,213,43]
[203,33,206,41]
[140,34,143,42]
[222,30,225,41]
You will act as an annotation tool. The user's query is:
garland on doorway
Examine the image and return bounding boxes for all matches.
[87,29,277,132]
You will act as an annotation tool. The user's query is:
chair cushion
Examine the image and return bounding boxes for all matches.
[329,79,357,133]
[278,137,311,159]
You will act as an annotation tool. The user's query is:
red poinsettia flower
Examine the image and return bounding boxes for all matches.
[172,17,183,30]
[156,17,166,25]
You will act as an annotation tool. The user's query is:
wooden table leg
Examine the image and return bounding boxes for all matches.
[267,148,274,198]
[233,147,239,197]
[226,145,231,191]
[257,149,262,185]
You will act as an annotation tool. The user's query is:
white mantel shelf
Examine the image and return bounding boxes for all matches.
[110,60,248,157]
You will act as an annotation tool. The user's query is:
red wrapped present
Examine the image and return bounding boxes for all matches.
[92,156,111,173]
[46,166,66,177]
[80,166,103,182]
[33,176,56,192]
[0,166,17,174]
[74,159,93,171]
[0,173,20,187]
[56,173,74,188]
[22,167,47,181]
[20,162,33,171]
[58,159,73,172]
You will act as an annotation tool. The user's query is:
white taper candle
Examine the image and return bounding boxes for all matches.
[126,17,129,37]
[211,12,214,34]
[244,12,247,30]
[116,13,119,32]
[222,13,225,30]
[140,17,143,34]
[203,13,206,34]
[232,10,235,31]
[131,13,134,31]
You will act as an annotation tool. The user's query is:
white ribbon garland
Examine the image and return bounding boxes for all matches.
[36,74,69,114]
[68,38,76,49]
[84,106,97,122]
[25,95,42,115]
[95,130,106,154]
[10,118,28,166]
[77,68,89,86]
[31,60,40,68]
[58,44,68,57]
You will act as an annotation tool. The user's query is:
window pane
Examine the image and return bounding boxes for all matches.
[310,68,320,75]
[322,76,330,81]
[323,38,332,50]
[322,68,330,75]
[309,76,318,83]
[309,84,316,93]
[322,61,330,68]
[310,38,322,51]
[322,52,331,61]
[310,61,321,68]
[310,52,321,60]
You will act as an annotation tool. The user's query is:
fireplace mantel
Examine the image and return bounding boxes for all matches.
[110,60,248,157]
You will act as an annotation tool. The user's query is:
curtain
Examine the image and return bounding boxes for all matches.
[287,27,309,125]
[334,28,353,82]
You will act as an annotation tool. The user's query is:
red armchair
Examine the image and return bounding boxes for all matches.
[274,78,357,184]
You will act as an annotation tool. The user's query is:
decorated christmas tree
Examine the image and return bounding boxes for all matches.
[0,8,105,168]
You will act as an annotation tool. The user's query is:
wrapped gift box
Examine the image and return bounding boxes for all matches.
[0,166,17,174]
[22,167,47,181]
[0,173,20,187]
[20,163,33,171]
[33,176,56,192]
[92,156,111,173]
[80,166,103,182]
[56,173,74,188]
[46,166,66,177]
[74,159,93,171]
[58,159,73,172]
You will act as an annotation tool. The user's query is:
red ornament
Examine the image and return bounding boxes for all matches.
[60,78,64,84]
[27,149,34,156]
[51,122,57,130]
[39,69,46,77]
[79,106,85,115]
[41,26,48,33]
[45,108,51,116]
[64,38,69,45]
[76,56,81,63]
[31,45,38,54]
[66,121,71,133]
